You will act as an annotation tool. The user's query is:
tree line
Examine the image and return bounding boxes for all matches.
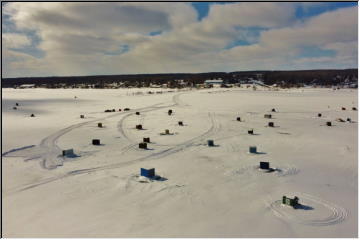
[2,69,357,88]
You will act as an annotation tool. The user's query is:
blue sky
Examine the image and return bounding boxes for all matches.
[2,2,358,77]
[191,2,357,20]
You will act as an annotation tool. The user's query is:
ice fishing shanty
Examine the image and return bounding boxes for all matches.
[141,168,155,178]
[249,146,257,153]
[178,121,183,126]
[30,114,35,117]
[264,114,272,119]
[326,121,332,126]
[207,140,214,147]
[98,123,103,128]
[318,113,322,117]
[282,196,299,208]
[80,115,85,118]
[259,161,270,170]
[136,112,140,115]
[92,139,100,145]
[352,107,357,111]
[168,109,173,115]
[62,149,74,157]
[248,129,254,135]
[139,142,147,149]
[136,124,143,130]
[271,108,276,112]
[160,129,171,135]
[268,122,274,127]
[143,137,150,143]
[236,117,241,121]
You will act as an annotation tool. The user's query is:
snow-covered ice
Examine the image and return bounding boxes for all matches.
[2,87,357,237]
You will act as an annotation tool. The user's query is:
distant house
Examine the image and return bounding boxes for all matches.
[19,84,35,89]
[204,79,223,87]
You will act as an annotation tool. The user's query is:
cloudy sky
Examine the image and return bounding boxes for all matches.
[2,2,358,78]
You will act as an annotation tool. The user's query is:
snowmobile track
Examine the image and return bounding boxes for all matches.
[267,192,348,226]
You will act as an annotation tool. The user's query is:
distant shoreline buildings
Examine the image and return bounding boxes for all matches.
[4,69,357,89]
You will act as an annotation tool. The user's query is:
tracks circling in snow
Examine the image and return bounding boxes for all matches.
[3,101,174,170]
[6,92,219,194]
[6,111,220,195]
[267,192,348,226]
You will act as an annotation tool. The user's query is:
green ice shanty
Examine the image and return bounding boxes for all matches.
[282,196,299,208]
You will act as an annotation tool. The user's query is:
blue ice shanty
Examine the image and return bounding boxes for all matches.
[141,168,155,178]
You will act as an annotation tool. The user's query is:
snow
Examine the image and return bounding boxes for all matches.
[2,87,357,237]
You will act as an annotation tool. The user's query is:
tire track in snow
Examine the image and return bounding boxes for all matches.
[172,92,190,107]
[2,145,36,156]
[3,102,171,170]
[116,92,193,145]
[117,103,175,144]
[229,165,300,178]
[267,192,348,226]
[6,112,220,195]
[145,112,221,159]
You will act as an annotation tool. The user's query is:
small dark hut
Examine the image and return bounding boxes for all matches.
[249,146,257,153]
[282,196,299,208]
[264,114,272,119]
[260,162,270,170]
[139,142,147,149]
[141,168,155,178]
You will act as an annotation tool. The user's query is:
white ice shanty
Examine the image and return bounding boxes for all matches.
[204,79,223,87]
[19,84,35,89]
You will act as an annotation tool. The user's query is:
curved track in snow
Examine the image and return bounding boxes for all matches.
[267,192,348,226]
[116,103,176,144]
[5,92,224,194]
[230,164,300,178]
[7,111,220,195]
[2,101,171,169]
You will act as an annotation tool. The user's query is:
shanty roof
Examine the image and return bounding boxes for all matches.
[204,79,223,84]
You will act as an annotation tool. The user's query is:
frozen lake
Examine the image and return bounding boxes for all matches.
[2,87,358,237]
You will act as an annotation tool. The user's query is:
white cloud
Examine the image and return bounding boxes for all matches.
[260,6,357,49]
[4,2,197,55]
[219,6,357,68]
[4,2,196,34]
[2,33,31,49]
[2,2,358,77]
[206,2,296,28]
